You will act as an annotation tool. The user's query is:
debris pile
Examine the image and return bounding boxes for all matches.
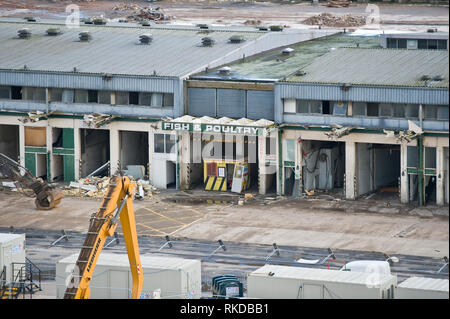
[302,13,366,27]
[243,19,261,26]
[63,176,158,199]
[325,1,352,8]
[112,3,171,22]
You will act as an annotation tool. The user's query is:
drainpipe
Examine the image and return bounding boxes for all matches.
[278,129,283,196]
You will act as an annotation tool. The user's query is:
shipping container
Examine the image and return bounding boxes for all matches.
[0,233,26,284]
[56,253,201,299]
[247,265,397,299]
[395,277,449,299]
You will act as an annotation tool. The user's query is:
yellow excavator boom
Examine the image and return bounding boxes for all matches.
[63,176,143,299]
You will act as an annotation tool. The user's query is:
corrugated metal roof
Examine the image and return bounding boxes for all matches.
[0,21,263,77]
[250,265,395,285]
[58,253,199,270]
[287,48,449,88]
[399,277,449,292]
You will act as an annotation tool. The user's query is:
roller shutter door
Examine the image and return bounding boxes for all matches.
[217,89,246,119]
[246,90,274,120]
[188,88,216,117]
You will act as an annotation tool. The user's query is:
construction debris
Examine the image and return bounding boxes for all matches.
[112,3,171,22]
[324,126,352,139]
[325,1,352,8]
[83,113,116,128]
[63,176,158,199]
[302,13,366,28]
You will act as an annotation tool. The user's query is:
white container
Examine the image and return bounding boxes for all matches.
[56,253,201,299]
[395,277,449,299]
[0,233,26,284]
[247,265,397,299]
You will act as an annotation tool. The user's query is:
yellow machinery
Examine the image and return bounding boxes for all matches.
[203,159,250,193]
[63,176,143,299]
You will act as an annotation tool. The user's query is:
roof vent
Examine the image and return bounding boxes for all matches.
[282,47,294,55]
[83,18,93,25]
[269,25,284,32]
[218,67,231,76]
[197,24,209,30]
[229,35,245,43]
[93,17,107,25]
[139,34,153,44]
[257,25,269,31]
[18,28,31,39]
[427,27,438,33]
[201,36,215,46]
[46,27,61,36]
[141,21,151,27]
[432,75,443,81]
[79,31,92,42]
[295,70,306,76]
[24,16,38,22]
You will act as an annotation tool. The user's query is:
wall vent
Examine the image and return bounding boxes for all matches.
[79,31,92,42]
[229,35,245,43]
[201,37,215,46]
[46,27,61,36]
[139,34,153,44]
[18,28,31,39]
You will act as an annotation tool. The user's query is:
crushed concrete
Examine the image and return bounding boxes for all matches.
[302,13,367,27]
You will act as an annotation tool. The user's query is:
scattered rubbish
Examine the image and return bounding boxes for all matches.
[2,181,16,188]
[305,189,315,196]
[244,193,254,199]
[302,13,366,27]
[63,176,158,199]
[365,193,376,200]
[112,3,171,22]
[325,0,352,8]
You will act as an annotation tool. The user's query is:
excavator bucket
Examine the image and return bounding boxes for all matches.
[34,188,64,210]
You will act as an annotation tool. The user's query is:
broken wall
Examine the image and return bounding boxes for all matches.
[0,124,19,160]
[375,148,400,188]
[81,129,110,177]
[119,131,149,171]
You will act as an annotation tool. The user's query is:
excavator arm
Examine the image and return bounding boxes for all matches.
[63,176,143,299]
[0,153,63,210]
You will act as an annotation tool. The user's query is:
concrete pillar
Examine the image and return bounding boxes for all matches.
[18,124,25,167]
[436,146,445,206]
[74,125,81,180]
[46,124,53,181]
[109,128,120,176]
[345,141,356,200]
[295,136,303,197]
[179,132,191,190]
[400,143,409,204]
[277,130,283,196]
[148,128,154,184]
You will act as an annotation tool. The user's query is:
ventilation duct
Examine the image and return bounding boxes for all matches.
[198,24,209,30]
[79,31,92,42]
[139,34,153,44]
[201,37,215,46]
[18,28,31,39]
[229,35,245,43]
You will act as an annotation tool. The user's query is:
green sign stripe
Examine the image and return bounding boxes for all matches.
[25,146,46,153]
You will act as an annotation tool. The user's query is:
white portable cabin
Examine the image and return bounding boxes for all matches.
[0,233,26,284]
[247,265,397,299]
[395,277,449,299]
[56,253,201,299]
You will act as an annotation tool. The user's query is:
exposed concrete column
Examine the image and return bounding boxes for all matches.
[18,123,25,167]
[277,129,283,196]
[109,128,120,176]
[179,132,191,190]
[46,123,53,181]
[400,142,409,204]
[148,128,154,184]
[436,146,445,206]
[345,141,356,200]
[74,125,81,180]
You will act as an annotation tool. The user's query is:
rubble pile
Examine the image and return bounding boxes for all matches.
[243,19,261,26]
[112,3,171,22]
[302,13,366,27]
[64,176,158,199]
[325,0,352,8]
